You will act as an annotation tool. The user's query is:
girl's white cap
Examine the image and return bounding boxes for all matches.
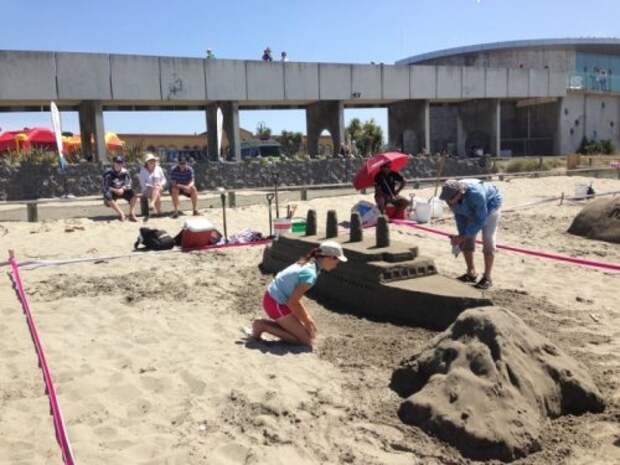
[319,241,348,262]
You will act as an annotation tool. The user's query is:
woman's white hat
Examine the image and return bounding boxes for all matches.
[144,153,159,165]
[318,240,348,262]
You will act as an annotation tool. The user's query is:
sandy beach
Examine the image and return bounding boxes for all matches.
[1,175,619,465]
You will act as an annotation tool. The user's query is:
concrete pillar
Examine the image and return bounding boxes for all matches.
[387,100,428,154]
[306,101,344,157]
[491,99,501,157]
[206,104,219,161]
[79,101,106,162]
[456,110,466,156]
[222,102,241,162]
[424,100,431,154]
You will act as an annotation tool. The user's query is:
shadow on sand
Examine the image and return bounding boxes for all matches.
[238,336,312,355]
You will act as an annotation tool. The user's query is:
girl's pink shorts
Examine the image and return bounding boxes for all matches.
[263,291,292,320]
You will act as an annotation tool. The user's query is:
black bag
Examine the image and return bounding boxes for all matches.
[134,227,175,251]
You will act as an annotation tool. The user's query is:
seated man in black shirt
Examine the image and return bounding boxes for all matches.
[102,156,138,222]
[373,162,409,219]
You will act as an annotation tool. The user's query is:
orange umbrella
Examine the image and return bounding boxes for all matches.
[105,132,125,152]
[59,132,125,154]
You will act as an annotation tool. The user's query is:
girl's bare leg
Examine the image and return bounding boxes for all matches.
[252,315,313,347]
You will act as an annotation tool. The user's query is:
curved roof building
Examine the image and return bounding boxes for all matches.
[392,38,620,156]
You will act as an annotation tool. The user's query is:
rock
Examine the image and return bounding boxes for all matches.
[0,158,492,200]
[390,307,605,462]
[568,197,620,244]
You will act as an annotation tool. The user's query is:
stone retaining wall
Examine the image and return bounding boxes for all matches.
[0,157,491,201]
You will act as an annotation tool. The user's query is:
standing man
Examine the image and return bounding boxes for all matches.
[170,155,200,218]
[102,155,138,222]
[439,179,502,290]
[373,162,409,218]
[262,47,273,62]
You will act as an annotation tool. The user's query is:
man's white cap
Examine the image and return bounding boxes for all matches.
[319,240,348,262]
[144,153,159,164]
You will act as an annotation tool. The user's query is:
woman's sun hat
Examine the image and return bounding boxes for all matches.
[318,240,348,262]
[144,153,159,165]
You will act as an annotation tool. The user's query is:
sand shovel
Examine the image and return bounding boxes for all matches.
[286,204,297,219]
[266,193,275,236]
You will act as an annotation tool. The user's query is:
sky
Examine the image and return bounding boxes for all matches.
[1,0,620,137]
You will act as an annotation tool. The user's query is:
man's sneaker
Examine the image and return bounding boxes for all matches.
[474,276,492,290]
[172,212,179,219]
[457,273,478,283]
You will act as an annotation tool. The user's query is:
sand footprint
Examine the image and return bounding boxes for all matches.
[179,369,207,396]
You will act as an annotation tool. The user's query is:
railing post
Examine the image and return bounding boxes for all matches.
[26,202,38,223]
[228,191,236,208]
[300,188,308,201]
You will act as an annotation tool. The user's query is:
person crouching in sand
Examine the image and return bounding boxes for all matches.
[252,241,347,347]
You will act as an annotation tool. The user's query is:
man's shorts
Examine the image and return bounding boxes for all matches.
[171,184,192,197]
[462,209,501,255]
[262,291,292,320]
[104,188,135,203]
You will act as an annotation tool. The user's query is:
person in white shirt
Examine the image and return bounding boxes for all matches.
[139,153,167,216]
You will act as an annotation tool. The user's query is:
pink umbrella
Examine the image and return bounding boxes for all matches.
[352,152,410,190]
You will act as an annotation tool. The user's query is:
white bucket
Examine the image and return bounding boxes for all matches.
[273,218,292,236]
[412,202,431,223]
[429,196,444,218]
[575,183,589,199]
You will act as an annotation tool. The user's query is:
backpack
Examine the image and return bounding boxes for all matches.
[134,227,175,251]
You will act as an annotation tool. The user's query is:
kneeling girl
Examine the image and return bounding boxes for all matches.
[252,241,347,347]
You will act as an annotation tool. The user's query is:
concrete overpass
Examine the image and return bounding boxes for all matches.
[0,50,568,160]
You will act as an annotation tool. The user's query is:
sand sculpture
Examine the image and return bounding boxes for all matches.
[390,307,605,462]
[568,196,620,243]
[260,209,491,330]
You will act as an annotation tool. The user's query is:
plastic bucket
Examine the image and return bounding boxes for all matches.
[413,202,431,223]
[429,196,444,218]
[291,217,306,234]
[575,183,589,199]
[273,218,292,236]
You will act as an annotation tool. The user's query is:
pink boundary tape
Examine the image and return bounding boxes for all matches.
[182,238,272,252]
[8,252,76,465]
[392,220,620,273]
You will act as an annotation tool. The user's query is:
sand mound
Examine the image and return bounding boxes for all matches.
[567,196,620,243]
[390,307,605,462]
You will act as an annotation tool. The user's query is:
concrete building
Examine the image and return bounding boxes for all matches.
[1,40,616,161]
[397,38,620,155]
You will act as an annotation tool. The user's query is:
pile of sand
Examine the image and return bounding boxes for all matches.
[390,307,605,462]
[568,196,620,243]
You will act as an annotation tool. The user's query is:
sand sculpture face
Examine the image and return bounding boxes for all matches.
[390,307,605,462]
[568,197,620,244]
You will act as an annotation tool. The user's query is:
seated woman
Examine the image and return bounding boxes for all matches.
[373,162,409,219]
[251,241,347,348]
[138,153,167,216]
